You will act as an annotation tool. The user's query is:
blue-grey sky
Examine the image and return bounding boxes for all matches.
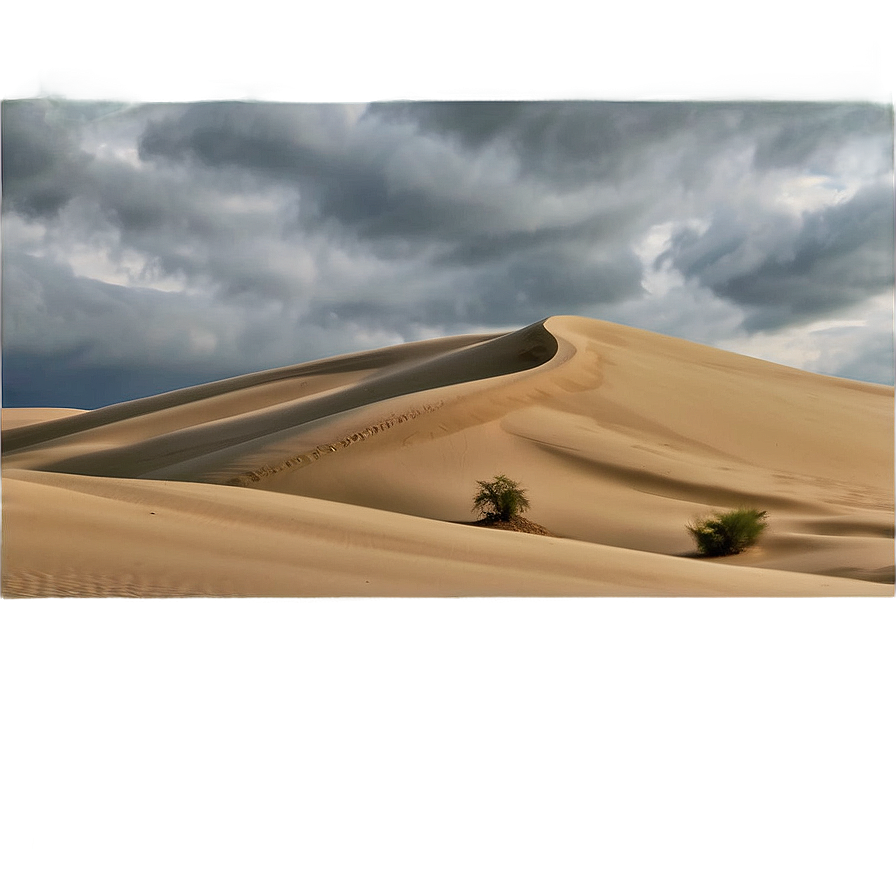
[2,99,893,408]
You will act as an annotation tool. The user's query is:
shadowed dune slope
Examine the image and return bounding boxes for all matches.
[2,315,893,596]
[1,408,88,430]
[2,323,554,477]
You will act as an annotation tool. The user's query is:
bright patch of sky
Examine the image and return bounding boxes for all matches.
[717,292,894,382]
[773,174,856,215]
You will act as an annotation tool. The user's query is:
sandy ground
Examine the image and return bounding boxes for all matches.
[2,316,893,596]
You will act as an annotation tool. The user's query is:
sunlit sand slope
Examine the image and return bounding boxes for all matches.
[2,471,887,596]
[3,315,893,595]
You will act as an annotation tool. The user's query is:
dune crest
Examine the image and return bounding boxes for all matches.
[3,315,893,596]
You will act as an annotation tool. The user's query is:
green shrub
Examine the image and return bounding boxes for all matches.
[687,508,768,557]
[472,474,530,522]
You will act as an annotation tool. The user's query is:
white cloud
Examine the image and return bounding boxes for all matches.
[717,292,894,382]
[634,219,708,295]
[773,174,856,215]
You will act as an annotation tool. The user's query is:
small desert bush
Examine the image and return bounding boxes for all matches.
[688,508,768,557]
[472,474,530,522]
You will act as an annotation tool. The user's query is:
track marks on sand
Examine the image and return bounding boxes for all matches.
[223,403,444,486]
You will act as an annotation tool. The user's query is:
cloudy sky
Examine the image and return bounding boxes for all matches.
[2,98,893,408]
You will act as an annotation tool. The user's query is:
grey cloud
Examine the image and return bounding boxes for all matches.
[136,102,660,258]
[372,101,696,183]
[301,297,485,339]
[43,151,304,306]
[138,103,509,246]
[663,184,895,331]
[300,286,470,338]
[1,249,293,407]
[370,102,530,149]
[303,240,643,336]
[748,102,894,170]
[4,247,403,407]
[436,225,576,268]
[5,251,197,359]
[97,163,191,235]
[2,99,893,408]
[658,219,750,282]
[138,102,356,175]
[466,250,643,325]
[1,100,92,218]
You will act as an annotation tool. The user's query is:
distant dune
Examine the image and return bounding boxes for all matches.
[2,316,893,596]
[2,408,88,430]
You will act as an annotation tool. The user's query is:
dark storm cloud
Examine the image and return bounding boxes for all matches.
[459,249,644,325]
[138,102,510,243]
[126,101,654,333]
[136,102,657,257]
[374,101,894,191]
[97,160,194,234]
[304,241,644,335]
[661,183,895,331]
[0,0,893,406]
[3,250,201,360]
[1,100,91,218]
[139,102,339,171]
[1,349,234,409]
[1,249,276,406]
[372,102,530,148]
[748,102,894,170]
[372,101,696,184]
[36,139,302,306]
[2,99,893,407]
[436,225,572,267]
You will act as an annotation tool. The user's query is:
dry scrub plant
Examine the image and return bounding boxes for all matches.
[688,508,768,556]
[472,474,530,522]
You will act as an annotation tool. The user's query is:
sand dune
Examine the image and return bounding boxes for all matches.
[2,315,893,596]
[1,408,88,430]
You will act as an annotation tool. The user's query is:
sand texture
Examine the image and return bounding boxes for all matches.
[2,316,893,596]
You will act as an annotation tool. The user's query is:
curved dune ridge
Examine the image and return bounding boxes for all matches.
[2,315,893,596]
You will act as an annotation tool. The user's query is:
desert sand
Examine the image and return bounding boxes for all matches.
[2,315,893,596]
